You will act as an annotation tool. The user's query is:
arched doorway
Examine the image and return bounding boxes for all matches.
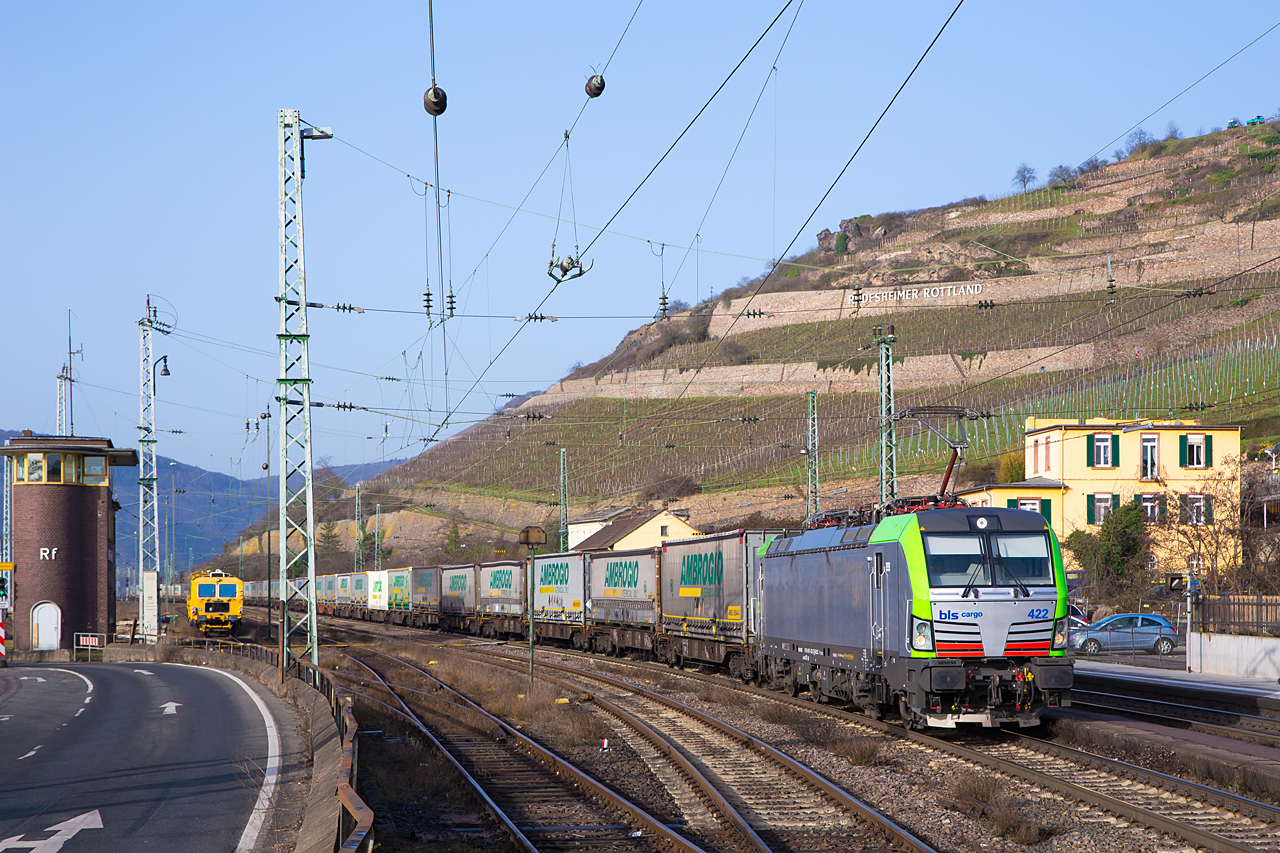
[32,601,61,651]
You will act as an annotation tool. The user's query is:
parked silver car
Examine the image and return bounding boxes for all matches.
[1069,613,1179,656]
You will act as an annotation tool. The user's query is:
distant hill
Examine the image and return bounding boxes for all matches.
[0,429,402,574]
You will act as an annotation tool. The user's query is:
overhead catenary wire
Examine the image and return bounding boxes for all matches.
[424,0,800,447]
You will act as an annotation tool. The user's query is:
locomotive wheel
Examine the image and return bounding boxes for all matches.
[785,678,799,697]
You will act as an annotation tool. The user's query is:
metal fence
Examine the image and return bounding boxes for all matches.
[1191,595,1280,637]
[179,639,373,852]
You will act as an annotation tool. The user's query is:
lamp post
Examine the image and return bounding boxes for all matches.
[168,461,176,626]
[260,410,272,638]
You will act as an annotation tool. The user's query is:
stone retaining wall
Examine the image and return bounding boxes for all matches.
[528,343,1094,405]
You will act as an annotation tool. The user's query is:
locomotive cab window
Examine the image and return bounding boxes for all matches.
[922,534,988,587]
[218,583,238,598]
[197,583,216,598]
[990,533,1054,586]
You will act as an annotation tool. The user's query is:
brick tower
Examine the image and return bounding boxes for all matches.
[2,432,137,651]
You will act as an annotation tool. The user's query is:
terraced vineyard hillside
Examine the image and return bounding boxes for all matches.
[368,122,1280,515]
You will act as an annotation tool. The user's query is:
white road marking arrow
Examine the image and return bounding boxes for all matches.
[17,677,47,683]
[160,702,182,715]
[0,809,103,852]
[132,669,153,675]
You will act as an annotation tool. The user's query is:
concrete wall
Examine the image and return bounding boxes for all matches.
[1188,630,1280,680]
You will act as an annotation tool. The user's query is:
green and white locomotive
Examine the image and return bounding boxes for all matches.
[757,505,1073,728]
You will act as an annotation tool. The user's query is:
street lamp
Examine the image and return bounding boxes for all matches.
[153,355,170,395]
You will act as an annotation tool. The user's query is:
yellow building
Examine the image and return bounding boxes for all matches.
[958,418,1242,582]
[572,507,702,552]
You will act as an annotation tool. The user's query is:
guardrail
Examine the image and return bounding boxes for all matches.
[179,639,373,852]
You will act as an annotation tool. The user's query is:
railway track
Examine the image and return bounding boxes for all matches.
[341,643,937,853]
[332,647,701,853]
[1071,685,1280,749]
[280,611,1280,852]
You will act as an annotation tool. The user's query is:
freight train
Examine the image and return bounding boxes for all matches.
[244,506,1072,728]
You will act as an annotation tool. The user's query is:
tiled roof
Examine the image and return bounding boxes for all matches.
[574,509,663,551]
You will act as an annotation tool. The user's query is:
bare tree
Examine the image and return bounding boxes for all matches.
[1164,120,1182,140]
[1126,127,1155,154]
[1112,147,1128,163]
[1153,461,1248,594]
[1047,164,1077,187]
[1012,162,1037,193]
[1079,156,1107,173]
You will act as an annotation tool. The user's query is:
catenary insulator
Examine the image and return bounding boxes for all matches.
[423,86,448,116]
[585,75,605,98]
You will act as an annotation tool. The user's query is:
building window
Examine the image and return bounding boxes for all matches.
[1187,553,1203,570]
[13,454,25,483]
[1032,440,1039,474]
[660,525,669,536]
[1147,554,1159,572]
[46,453,62,484]
[1093,434,1113,468]
[1186,434,1205,468]
[1186,494,1207,525]
[1018,498,1039,513]
[26,454,44,483]
[1140,493,1161,523]
[1141,434,1158,480]
[83,456,107,486]
[1093,494,1113,525]
[1044,437,1051,472]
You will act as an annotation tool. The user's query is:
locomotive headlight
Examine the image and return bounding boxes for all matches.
[913,620,934,651]
[1052,617,1068,650]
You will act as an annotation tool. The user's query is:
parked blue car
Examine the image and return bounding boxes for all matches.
[1069,613,1179,656]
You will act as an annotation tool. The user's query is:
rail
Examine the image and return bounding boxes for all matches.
[178,638,373,853]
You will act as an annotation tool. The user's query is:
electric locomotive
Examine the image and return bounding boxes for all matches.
[756,505,1072,728]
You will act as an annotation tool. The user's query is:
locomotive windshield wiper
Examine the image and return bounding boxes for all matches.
[992,551,1031,598]
[961,560,984,599]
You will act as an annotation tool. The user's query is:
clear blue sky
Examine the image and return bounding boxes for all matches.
[4,1,1278,478]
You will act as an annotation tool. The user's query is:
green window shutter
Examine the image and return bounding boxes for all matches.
[1179,495,1189,524]
[1179,435,1188,467]
[1205,495,1213,524]
[1158,494,1167,518]
[1006,499,1017,509]
[1086,494,1095,525]
[1040,498,1052,522]
[1111,493,1119,511]
[1111,434,1120,467]
[1132,494,1142,506]
[1205,434,1213,467]
[1086,433,1095,467]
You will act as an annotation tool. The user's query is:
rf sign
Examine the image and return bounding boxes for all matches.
[40,548,60,560]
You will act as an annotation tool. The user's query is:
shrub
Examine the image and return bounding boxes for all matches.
[756,703,805,726]
[786,266,800,278]
[834,233,848,254]
[997,449,1025,483]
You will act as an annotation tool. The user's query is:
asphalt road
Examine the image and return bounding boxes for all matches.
[0,663,278,853]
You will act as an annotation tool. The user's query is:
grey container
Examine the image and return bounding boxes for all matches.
[410,567,440,610]
[532,551,585,625]
[440,564,477,614]
[587,547,658,627]
[661,530,777,644]
[480,560,525,616]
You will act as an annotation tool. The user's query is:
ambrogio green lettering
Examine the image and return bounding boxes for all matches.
[679,551,724,587]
